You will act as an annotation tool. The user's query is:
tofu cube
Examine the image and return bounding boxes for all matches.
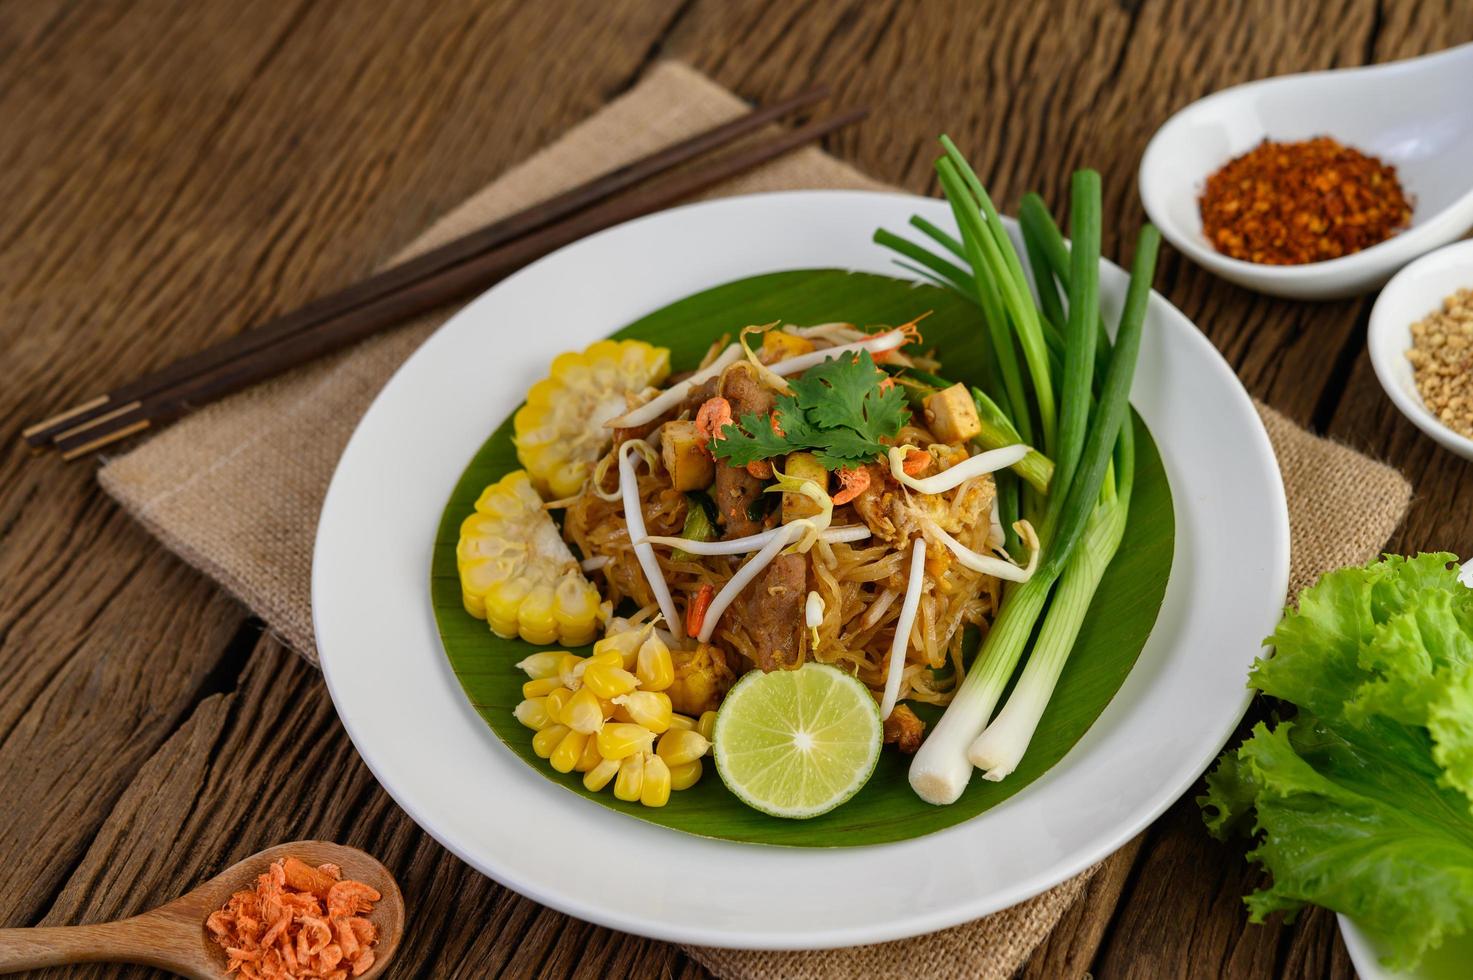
[923,383,982,445]
[661,420,715,491]
[761,330,816,363]
[782,452,828,522]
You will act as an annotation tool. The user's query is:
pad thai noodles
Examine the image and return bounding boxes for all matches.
[461,318,1038,766]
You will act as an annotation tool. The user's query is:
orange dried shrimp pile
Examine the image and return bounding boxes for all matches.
[205,856,381,979]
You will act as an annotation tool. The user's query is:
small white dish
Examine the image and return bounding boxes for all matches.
[1368,238,1473,461]
[1140,44,1473,300]
[1339,915,1473,980]
[312,190,1289,949]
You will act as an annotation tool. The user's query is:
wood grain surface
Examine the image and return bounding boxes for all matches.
[2,1,1470,977]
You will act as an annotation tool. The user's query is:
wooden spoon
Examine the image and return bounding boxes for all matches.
[0,841,404,979]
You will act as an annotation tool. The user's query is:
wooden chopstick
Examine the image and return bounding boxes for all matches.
[23,83,834,451]
[51,105,869,460]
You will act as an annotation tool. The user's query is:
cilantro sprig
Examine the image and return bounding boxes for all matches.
[711,349,909,470]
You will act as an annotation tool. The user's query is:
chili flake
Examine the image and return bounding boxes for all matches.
[1199,137,1412,265]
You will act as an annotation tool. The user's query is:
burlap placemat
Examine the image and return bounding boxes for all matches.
[98,61,1412,979]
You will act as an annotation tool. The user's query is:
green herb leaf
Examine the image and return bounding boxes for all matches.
[710,348,910,470]
[1200,553,1473,971]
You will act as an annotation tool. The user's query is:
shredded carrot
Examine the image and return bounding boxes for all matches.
[207,857,381,979]
[902,448,931,476]
[832,466,871,506]
[769,410,785,438]
[694,397,733,445]
[686,584,715,638]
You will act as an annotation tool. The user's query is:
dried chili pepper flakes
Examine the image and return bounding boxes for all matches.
[1199,136,1413,265]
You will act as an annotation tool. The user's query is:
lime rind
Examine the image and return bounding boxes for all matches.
[712,663,883,819]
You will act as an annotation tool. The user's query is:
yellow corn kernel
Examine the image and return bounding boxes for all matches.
[544,686,573,721]
[667,713,697,732]
[575,731,603,772]
[583,756,620,792]
[583,661,639,699]
[669,759,703,791]
[561,688,605,735]
[599,698,619,720]
[586,650,624,668]
[656,729,711,767]
[593,626,648,670]
[522,677,561,699]
[485,578,531,636]
[641,753,672,808]
[557,653,586,691]
[549,729,588,773]
[513,698,552,731]
[635,635,675,692]
[613,690,672,733]
[515,651,565,680]
[613,753,645,802]
[553,574,601,646]
[597,723,654,760]
[519,585,559,646]
[532,724,569,759]
[697,710,718,741]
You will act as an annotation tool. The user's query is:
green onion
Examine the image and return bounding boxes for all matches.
[671,493,717,562]
[902,141,1161,802]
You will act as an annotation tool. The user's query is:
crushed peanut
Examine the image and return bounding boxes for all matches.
[1406,288,1473,439]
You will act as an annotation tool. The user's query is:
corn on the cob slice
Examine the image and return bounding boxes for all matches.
[697,710,718,742]
[514,339,671,499]
[457,469,602,646]
[592,623,650,670]
[667,713,697,732]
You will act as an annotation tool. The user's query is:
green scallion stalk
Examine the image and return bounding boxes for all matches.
[1049,170,1101,503]
[968,472,1130,779]
[873,228,979,302]
[1040,225,1159,578]
[935,160,1037,448]
[937,144,1058,454]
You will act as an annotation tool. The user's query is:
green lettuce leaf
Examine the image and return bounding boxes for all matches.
[1201,553,1473,970]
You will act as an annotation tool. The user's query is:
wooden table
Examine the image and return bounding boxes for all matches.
[2,2,1469,977]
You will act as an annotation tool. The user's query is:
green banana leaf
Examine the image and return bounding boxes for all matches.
[431,269,1174,846]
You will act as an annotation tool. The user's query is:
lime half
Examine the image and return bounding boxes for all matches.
[712,662,883,819]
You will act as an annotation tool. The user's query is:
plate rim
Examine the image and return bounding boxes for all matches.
[313,188,1291,949]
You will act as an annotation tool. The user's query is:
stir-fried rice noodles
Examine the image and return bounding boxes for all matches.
[557,324,1008,723]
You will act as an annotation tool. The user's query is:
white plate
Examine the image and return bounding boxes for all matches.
[313,190,1289,949]
[1368,238,1473,462]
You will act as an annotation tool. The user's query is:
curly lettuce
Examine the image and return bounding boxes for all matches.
[1200,553,1473,970]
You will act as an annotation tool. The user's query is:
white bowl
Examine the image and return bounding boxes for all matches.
[1140,44,1473,300]
[1368,238,1473,461]
[1340,915,1473,980]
